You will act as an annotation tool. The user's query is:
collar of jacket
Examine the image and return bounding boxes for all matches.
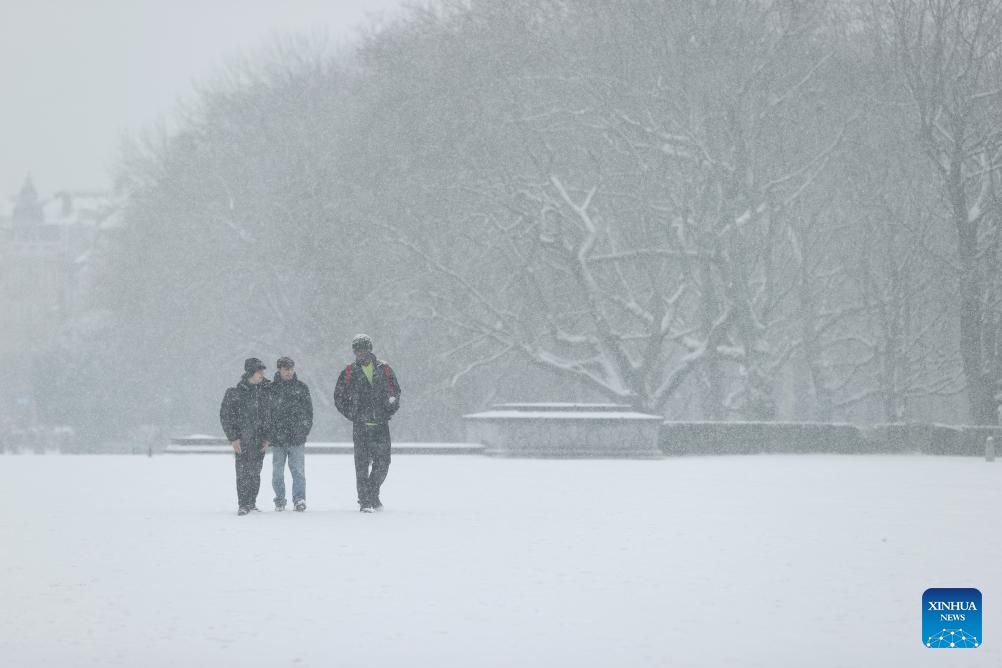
[238,376,272,390]
[353,353,378,368]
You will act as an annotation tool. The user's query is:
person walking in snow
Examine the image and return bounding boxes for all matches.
[220,357,272,515]
[333,334,401,512]
[269,356,313,512]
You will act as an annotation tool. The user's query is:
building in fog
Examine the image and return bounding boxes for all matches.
[0,176,121,428]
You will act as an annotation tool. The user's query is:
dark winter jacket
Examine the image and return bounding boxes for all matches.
[333,354,401,424]
[269,372,313,446]
[219,376,273,446]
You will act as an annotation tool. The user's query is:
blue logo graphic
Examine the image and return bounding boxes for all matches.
[923,588,981,648]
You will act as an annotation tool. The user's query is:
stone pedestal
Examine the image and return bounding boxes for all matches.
[463,403,663,459]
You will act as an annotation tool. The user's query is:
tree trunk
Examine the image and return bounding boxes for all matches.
[949,150,994,424]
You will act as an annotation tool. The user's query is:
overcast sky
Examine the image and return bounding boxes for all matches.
[0,0,402,205]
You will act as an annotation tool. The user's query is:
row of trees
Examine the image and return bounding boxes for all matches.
[51,0,1002,440]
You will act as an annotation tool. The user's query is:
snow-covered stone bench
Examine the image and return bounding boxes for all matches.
[462,403,664,458]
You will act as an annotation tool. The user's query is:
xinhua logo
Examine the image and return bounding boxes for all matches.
[923,588,982,648]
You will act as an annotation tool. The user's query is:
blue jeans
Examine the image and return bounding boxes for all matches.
[272,444,306,505]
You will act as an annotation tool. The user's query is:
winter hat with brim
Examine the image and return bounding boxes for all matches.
[244,358,266,374]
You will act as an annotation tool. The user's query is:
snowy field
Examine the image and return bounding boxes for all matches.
[1,453,1000,667]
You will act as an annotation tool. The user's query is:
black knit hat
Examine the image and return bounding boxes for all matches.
[244,357,266,374]
[276,356,295,369]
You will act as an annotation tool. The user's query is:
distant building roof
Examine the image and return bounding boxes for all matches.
[39,191,117,228]
[4,177,120,243]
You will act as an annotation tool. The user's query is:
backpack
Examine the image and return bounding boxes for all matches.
[344,362,397,394]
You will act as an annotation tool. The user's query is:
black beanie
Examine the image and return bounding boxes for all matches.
[244,357,266,374]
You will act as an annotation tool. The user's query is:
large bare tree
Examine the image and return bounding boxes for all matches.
[889,0,1002,423]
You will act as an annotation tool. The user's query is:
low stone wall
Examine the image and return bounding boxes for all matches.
[949,426,1002,456]
[167,436,484,455]
[170,421,1002,458]
[662,421,1002,456]
[859,424,932,454]
[463,403,663,458]
[863,424,1002,456]
[661,421,867,456]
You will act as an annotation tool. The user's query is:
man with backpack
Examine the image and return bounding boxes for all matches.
[333,334,401,512]
[220,358,272,515]
[269,356,313,512]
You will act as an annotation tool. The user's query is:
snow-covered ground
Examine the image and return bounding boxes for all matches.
[1,453,1000,667]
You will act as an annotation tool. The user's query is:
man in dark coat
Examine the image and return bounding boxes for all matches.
[269,356,313,511]
[220,358,272,515]
[333,334,401,512]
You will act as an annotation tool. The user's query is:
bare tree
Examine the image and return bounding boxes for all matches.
[372,0,853,417]
[889,0,1002,423]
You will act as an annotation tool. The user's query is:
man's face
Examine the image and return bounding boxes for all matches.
[278,366,295,381]
[354,348,369,361]
[248,370,265,384]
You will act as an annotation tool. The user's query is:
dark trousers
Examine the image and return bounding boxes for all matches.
[353,422,391,507]
[234,448,265,509]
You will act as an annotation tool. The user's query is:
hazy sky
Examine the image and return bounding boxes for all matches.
[0,0,402,204]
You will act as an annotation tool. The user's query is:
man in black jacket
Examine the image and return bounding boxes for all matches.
[333,334,401,512]
[220,358,272,515]
[269,356,313,512]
